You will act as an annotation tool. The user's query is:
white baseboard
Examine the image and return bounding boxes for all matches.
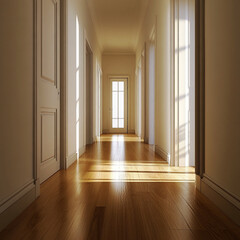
[128,129,135,134]
[149,144,155,152]
[0,181,36,231]
[66,152,77,169]
[155,145,170,163]
[102,129,109,134]
[0,180,35,214]
[203,175,240,209]
[78,146,86,158]
[198,174,240,225]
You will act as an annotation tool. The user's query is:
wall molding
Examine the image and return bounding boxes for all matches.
[155,145,170,163]
[0,181,36,231]
[66,152,77,169]
[203,174,240,210]
[0,180,35,214]
[197,175,240,225]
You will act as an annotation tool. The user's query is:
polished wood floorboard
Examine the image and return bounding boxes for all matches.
[0,134,239,240]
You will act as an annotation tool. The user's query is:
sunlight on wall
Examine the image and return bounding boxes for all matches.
[174,0,195,167]
[76,16,80,157]
[179,18,190,167]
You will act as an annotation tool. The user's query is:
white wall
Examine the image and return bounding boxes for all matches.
[136,0,171,154]
[135,53,146,140]
[0,0,35,230]
[205,0,240,198]
[148,43,156,145]
[102,54,135,133]
[66,0,101,163]
[135,62,141,137]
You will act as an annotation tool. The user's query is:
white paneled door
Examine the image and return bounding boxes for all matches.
[37,0,60,183]
[110,79,128,133]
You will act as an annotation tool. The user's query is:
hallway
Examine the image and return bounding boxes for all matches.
[0,135,239,240]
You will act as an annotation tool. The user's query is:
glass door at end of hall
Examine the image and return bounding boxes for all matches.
[110,79,127,133]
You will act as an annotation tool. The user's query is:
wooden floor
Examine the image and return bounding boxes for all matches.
[0,134,239,240]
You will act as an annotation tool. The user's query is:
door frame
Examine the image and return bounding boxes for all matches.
[141,45,146,142]
[148,24,156,145]
[84,34,94,144]
[96,63,102,137]
[195,0,205,177]
[33,0,67,196]
[108,75,129,133]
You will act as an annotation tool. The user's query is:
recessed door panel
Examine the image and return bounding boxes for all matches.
[41,111,56,163]
[41,0,56,84]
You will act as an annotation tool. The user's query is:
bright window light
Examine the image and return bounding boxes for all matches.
[112,81,124,129]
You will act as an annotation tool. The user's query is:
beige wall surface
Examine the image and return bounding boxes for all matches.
[67,0,101,157]
[102,54,136,133]
[205,0,240,198]
[0,0,34,201]
[136,0,171,153]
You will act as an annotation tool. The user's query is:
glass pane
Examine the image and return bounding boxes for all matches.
[112,92,118,118]
[112,119,118,128]
[119,81,124,91]
[112,81,118,91]
[119,119,124,128]
[119,92,124,119]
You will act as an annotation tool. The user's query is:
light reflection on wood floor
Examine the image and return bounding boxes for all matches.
[96,134,144,142]
[82,134,195,183]
[0,134,239,240]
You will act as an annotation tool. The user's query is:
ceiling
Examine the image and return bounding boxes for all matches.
[87,0,150,53]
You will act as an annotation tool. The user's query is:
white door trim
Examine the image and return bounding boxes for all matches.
[84,32,94,144]
[108,75,129,133]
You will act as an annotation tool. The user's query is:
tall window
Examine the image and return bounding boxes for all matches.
[112,80,124,128]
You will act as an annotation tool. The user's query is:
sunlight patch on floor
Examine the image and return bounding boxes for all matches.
[97,134,143,142]
[78,160,196,183]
